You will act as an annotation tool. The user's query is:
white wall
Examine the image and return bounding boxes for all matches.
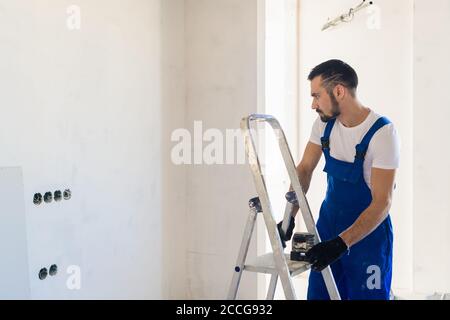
[0,0,162,299]
[0,168,30,299]
[161,0,188,299]
[413,0,450,294]
[264,0,300,225]
[298,0,414,293]
[184,0,259,299]
[263,0,302,299]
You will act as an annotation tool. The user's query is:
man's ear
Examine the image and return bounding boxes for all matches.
[334,84,346,101]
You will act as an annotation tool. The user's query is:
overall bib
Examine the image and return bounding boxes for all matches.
[307,117,394,300]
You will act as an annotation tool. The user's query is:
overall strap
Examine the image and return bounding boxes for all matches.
[320,118,337,158]
[354,117,392,163]
[349,117,392,183]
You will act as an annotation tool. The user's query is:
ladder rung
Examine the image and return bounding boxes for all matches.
[244,254,311,277]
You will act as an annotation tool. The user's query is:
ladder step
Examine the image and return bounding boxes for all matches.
[244,254,311,277]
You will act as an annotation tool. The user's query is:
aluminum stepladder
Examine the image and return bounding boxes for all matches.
[227,114,341,300]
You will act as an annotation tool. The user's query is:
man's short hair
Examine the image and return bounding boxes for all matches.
[308,59,359,96]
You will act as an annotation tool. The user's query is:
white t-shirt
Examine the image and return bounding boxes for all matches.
[309,110,400,189]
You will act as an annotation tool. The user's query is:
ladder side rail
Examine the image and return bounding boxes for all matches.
[227,206,259,300]
[241,116,296,300]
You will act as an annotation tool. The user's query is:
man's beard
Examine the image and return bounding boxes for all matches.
[318,93,341,123]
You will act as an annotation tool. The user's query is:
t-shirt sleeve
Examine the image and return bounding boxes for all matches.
[309,117,323,146]
[370,124,401,170]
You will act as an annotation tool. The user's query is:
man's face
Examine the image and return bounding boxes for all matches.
[310,76,341,123]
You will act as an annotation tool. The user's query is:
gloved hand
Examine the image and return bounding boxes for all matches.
[305,236,348,272]
[277,216,295,248]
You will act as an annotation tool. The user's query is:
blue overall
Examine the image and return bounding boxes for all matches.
[307,117,394,300]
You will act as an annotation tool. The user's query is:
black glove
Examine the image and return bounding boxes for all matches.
[277,216,295,248]
[305,236,348,272]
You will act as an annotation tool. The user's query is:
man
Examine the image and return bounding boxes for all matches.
[278,59,400,300]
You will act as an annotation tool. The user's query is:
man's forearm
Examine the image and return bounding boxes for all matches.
[289,166,314,218]
[297,166,313,195]
[339,200,391,248]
